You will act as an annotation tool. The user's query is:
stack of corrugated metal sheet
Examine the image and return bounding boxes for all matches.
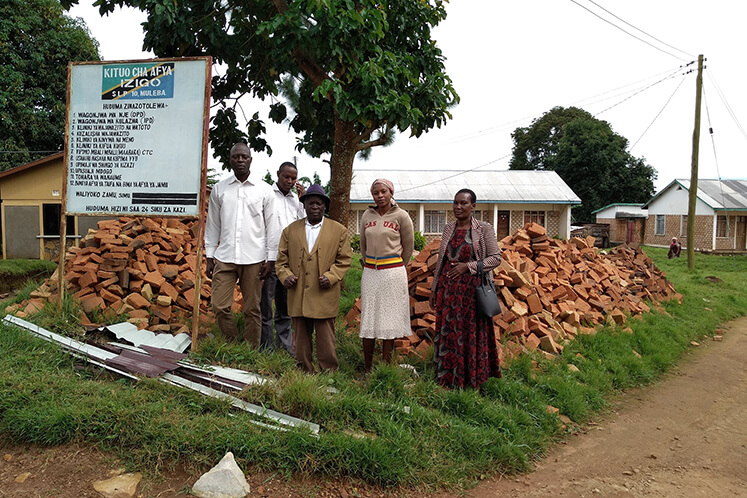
[3,315,319,435]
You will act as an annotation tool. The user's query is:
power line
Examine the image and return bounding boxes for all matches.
[585,0,695,59]
[703,85,737,254]
[594,68,685,116]
[439,65,687,146]
[630,74,688,151]
[704,67,747,142]
[396,154,512,193]
[568,0,690,62]
[578,66,687,111]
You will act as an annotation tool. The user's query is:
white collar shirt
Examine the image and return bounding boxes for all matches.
[305,217,324,252]
[272,183,305,232]
[204,174,280,264]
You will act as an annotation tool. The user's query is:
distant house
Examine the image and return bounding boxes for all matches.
[593,203,647,245]
[642,179,747,251]
[348,170,581,242]
[0,153,109,260]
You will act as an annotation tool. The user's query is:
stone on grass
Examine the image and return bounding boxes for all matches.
[192,452,251,498]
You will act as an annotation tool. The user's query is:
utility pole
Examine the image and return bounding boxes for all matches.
[687,54,704,270]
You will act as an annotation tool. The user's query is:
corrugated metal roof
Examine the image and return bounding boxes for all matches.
[350,170,581,204]
[661,179,747,210]
[591,203,645,215]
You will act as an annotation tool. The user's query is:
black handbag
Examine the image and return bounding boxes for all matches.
[475,260,501,318]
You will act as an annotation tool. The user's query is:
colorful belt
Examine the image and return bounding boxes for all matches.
[364,254,404,269]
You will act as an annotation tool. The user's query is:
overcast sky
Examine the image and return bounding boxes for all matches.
[68,1,746,192]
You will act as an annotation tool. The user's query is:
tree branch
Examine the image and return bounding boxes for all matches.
[270,0,333,92]
[356,126,390,152]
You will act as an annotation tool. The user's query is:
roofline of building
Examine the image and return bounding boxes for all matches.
[0,152,64,180]
[350,199,581,205]
[642,178,747,211]
[591,202,645,214]
[643,179,689,209]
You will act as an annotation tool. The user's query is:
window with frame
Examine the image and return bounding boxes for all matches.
[42,204,75,237]
[680,215,687,236]
[523,210,545,226]
[716,215,728,238]
[424,210,446,234]
[655,215,665,235]
[472,210,482,221]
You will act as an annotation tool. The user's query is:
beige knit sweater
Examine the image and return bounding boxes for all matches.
[360,205,414,263]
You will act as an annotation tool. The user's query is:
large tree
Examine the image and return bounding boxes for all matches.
[65,0,459,224]
[0,0,100,171]
[510,106,656,223]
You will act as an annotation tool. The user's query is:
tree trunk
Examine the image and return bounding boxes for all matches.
[328,114,358,226]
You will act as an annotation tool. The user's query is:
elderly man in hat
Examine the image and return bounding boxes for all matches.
[275,184,352,372]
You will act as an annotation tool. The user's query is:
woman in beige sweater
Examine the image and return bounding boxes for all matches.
[359,179,414,372]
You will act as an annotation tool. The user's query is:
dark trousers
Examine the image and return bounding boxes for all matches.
[292,317,338,373]
[260,269,293,353]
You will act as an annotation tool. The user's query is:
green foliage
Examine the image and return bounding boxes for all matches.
[509,106,656,223]
[349,234,361,253]
[0,0,100,171]
[413,231,426,252]
[62,0,458,223]
[263,170,274,185]
[2,249,745,490]
[206,168,221,187]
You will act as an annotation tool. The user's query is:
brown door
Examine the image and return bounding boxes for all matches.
[496,211,510,239]
[737,216,747,251]
[626,220,635,244]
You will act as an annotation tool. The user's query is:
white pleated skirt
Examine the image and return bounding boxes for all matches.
[359,265,411,339]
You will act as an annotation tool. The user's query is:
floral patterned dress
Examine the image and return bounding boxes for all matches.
[434,228,501,388]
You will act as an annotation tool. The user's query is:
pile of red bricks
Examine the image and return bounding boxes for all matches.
[344,222,680,362]
[8,217,219,333]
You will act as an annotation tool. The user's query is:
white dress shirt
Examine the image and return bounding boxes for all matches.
[272,183,305,232]
[205,174,280,264]
[305,218,324,252]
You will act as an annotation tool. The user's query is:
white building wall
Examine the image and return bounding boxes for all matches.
[647,185,714,215]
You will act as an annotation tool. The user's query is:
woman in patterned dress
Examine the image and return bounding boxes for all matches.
[359,179,414,372]
[429,189,502,388]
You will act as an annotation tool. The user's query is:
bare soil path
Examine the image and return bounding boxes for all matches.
[2,316,746,497]
[467,315,747,498]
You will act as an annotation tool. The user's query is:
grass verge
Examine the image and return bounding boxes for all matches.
[0,248,745,490]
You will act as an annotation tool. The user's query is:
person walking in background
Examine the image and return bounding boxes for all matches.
[668,237,682,259]
[275,185,352,373]
[359,178,414,372]
[205,142,280,347]
[260,161,306,354]
[429,189,502,389]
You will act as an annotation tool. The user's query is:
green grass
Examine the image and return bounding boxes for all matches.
[0,258,57,276]
[0,248,746,490]
[339,252,362,316]
[0,259,57,294]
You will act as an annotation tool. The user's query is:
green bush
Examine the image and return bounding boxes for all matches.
[413,231,426,252]
[350,234,360,253]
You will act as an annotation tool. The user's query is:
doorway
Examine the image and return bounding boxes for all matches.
[736,216,746,251]
[496,211,510,239]
[626,220,635,244]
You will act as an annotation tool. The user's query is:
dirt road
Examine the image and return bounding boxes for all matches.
[471,315,747,498]
[2,317,746,497]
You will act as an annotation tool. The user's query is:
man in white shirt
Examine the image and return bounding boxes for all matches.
[260,161,306,353]
[205,143,280,347]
